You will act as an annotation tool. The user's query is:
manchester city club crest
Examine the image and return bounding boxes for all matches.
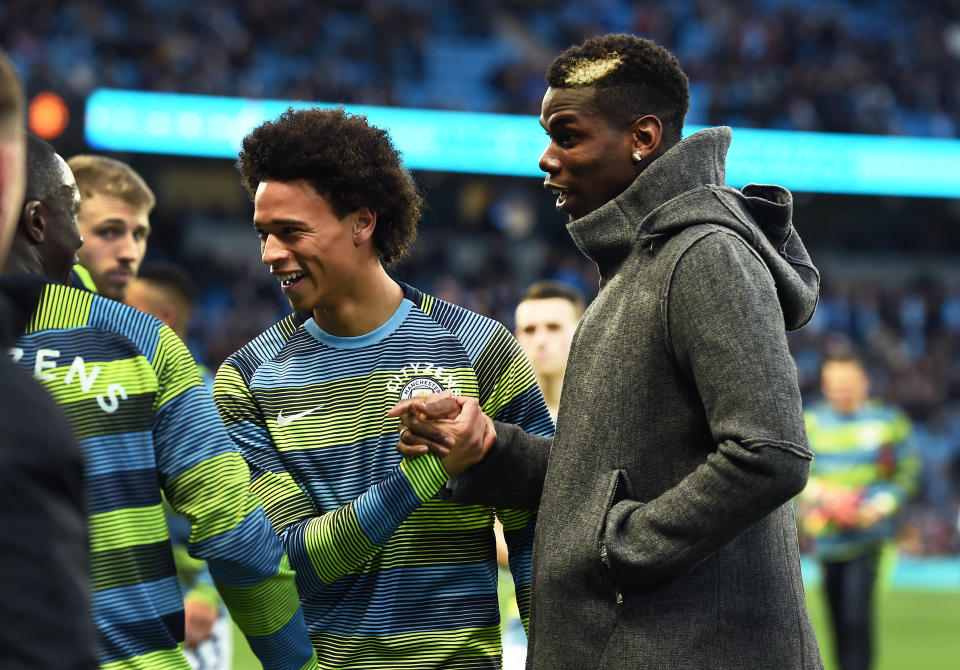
[399,376,445,400]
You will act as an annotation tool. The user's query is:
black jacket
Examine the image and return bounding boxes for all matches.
[0,275,97,669]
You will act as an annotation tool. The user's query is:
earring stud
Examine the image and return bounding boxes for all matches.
[632,150,643,163]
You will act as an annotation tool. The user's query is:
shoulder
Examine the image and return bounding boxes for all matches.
[27,283,167,358]
[665,226,771,300]
[404,283,511,346]
[221,311,311,383]
[671,225,764,271]
[866,401,911,426]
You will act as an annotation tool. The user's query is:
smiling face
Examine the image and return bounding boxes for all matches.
[254,179,368,316]
[76,189,150,299]
[539,86,640,221]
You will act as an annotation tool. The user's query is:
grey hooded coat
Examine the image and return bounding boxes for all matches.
[447,127,824,669]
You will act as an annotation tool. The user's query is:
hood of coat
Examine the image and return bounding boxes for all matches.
[567,126,819,331]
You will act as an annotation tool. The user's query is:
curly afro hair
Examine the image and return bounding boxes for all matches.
[546,34,690,147]
[238,107,421,264]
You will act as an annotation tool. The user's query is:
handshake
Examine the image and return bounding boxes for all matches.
[389,391,497,477]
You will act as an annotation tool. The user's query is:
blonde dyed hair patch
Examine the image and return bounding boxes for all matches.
[563,53,624,86]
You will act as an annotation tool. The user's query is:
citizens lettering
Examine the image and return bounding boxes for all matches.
[8,347,129,414]
[385,362,459,395]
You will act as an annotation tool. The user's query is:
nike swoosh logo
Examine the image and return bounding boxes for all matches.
[276,404,325,427]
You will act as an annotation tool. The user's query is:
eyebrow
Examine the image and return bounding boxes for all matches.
[94,218,151,233]
[542,112,578,131]
[253,217,305,228]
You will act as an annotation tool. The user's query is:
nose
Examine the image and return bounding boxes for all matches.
[539,144,560,175]
[260,233,287,266]
[531,326,549,347]
[117,233,138,262]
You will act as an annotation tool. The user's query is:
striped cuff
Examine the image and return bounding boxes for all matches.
[399,454,449,502]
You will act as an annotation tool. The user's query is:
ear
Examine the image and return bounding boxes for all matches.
[19,199,45,244]
[351,207,377,246]
[630,115,663,159]
[155,303,178,330]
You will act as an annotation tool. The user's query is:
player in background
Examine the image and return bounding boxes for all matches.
[215,107,552,669]
[0,53,97,670]
[67,154,151,300]
[6,133,318,670]
[799,352,920,670]
[126,262,216,389]
[513,280,585,422]
[125,263,195,344]
[125,262,230,670]
[494,279,586,668]
[68,153,228,665]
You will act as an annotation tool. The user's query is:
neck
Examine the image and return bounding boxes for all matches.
[537,370,565,422]
[312,264,404,337]
[1,244,43,279]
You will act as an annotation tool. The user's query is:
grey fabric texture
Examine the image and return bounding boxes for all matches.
[449,126,824,669]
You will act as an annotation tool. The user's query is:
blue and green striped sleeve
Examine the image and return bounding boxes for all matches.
[214,361,452,596]
[149,327,318,670]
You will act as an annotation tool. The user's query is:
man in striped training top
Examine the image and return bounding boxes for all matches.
[214,107,553,669]
[4,133,318,670]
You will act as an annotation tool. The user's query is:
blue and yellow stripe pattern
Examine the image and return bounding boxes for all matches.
[801,400,920,561]
[13,283,317,670]
[215,283,552,669]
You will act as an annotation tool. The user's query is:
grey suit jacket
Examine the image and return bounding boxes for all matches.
[448,127,824,669]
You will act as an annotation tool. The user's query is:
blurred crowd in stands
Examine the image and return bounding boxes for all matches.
[2,0,958,555]
[3,0,960,136]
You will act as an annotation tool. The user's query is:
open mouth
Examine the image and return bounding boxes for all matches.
[276,271,305,290]
[551,187,569,210]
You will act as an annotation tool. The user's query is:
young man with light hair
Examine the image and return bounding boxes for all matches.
[514,280,585,421]
[67,154,153,300]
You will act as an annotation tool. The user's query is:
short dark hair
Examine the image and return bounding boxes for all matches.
[135,262,196,310]
[521,280,586,318]
[25,133,65,206]
[823,350,865,369]
[237,107,421,264]
[0,50,23,141]
[546,34,690,146]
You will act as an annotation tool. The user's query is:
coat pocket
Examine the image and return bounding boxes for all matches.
[597,469,633,605]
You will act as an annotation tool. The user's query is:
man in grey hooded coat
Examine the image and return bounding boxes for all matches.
[394,34,823,669]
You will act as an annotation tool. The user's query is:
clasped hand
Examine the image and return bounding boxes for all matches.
[388,391,495,476]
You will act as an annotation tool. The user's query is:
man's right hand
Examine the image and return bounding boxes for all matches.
[389,394,495,476]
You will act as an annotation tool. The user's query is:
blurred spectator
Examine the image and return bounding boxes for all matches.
[1,0,958,135]
[799,351,921,670]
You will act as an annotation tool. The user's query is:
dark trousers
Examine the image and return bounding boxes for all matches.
[822,549,882,670]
